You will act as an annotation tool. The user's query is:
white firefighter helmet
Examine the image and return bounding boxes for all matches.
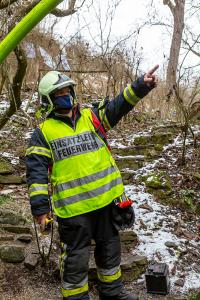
[38,71,76,113]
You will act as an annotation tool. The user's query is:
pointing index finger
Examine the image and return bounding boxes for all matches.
[148,64,159,75]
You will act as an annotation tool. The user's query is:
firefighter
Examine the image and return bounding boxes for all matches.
[26,65,159,300]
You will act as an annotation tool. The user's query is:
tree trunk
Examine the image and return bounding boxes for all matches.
[164,0,185,99]
[0,46,27,129]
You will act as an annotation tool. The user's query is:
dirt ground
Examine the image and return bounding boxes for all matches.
[0,261,195,300]
[1,261,199,300]
[0,115,200,300]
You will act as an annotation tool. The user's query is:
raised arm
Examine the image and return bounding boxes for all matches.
[93,65,159,130]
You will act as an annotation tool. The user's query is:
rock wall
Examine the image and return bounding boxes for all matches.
[0,208,147,283]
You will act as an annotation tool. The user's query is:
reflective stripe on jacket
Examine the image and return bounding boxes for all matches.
[39,108,124,218]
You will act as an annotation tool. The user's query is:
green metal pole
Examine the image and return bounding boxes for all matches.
[0,0,64,64]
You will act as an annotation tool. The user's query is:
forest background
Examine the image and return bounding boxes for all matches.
[0,0,200,134]
[0,1,200,299]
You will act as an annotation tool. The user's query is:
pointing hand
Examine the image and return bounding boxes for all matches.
[144,64,159,87]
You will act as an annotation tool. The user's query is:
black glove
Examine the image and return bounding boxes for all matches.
[111,203,135,231]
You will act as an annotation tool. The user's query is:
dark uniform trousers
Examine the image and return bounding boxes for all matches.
[58,202,123,299]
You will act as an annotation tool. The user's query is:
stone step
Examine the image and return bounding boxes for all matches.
[0,244,25,263]
[0,224,32,234]
[0,209,27,225]
[0,174,24,184]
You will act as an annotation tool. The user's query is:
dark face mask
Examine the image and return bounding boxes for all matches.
[54,94,74,110]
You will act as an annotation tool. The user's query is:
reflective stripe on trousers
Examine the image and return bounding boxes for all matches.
[61,282,88,298]
[97,265,121,283]
[58,203,123,299]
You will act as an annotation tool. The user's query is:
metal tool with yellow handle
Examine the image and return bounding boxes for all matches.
[33,214,54,265]
[41,216,54,236]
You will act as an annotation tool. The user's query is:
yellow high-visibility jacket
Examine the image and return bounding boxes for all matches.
[39,108,124,218]
[26,76,154,216]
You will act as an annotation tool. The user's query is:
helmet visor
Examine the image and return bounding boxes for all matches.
[54,73,75,86]
[50,73,76,96]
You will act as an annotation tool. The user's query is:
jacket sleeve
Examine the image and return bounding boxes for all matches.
[25,127,52,216]
[92,75,154,130]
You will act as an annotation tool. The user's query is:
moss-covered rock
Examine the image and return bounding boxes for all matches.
[0,244,25,263]
[154,144,164,151]
[0,209,27,225]
[133,133,173,146]
[146,148,161,159]
[135,173,150,185]
[120,172,133,185]
[119,231,138,245]
[112,146,150,157]
[153,192,200,216]
[0,158,13,175]
[194,173,200,180]
[111,147,138,156]
[112,145,163,160]
[121,254,148,282]
[89,253,148,283]
[0,174,23,184]
[144,172,173,205]
[116,157,144,171]
[151,133,173,144]
[146,175,163,189]
[178,189,200,215]
[151,123,181,135]
[146,188,172,200]
[133,135,151,146]
[187,291,200,300]
[145,172,172,191]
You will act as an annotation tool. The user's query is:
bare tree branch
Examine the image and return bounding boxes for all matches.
[182,33,200,58]
[0,0,82,130]
[10,0,77,27]
[76,0,87,10]
[51,7,77,17]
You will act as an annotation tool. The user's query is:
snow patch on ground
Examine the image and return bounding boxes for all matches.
[1,152,19,165]
[124,184,200,293]
[109,139,127,148]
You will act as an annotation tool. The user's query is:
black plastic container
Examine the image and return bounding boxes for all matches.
[145,263,170,295]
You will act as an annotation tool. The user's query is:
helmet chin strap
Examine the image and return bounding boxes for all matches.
[54,108,73,118]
